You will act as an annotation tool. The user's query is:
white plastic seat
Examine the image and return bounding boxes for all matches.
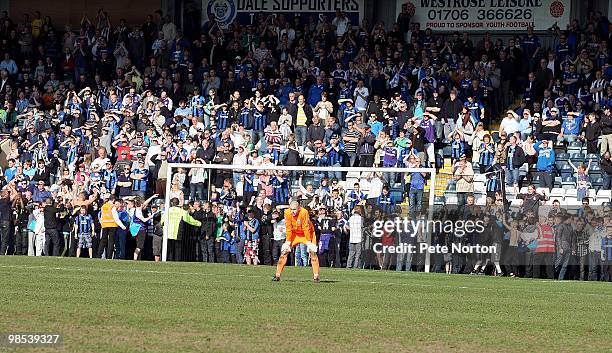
[475,195,487,205]
[446,195,458,205]
[565,196,579,206]
[565,189,578,199]
[596,189,612,202]
[549,188,565,199]
[473,174,487,182]
[592,199,607,206]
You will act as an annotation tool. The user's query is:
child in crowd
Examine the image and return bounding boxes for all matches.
[568,158,592,202]
[74,205,94,258]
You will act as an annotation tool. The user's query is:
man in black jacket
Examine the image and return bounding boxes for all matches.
[189,201,206,262]
[259,204,274,266]
[149,151,169,196]
[505,135,526,188]
[199,201,217,262]
[43,197,64,256]
[600,106,612,155]
[601,152,612,190]
[0,182,18,256]
[358,125,376,167]
[306,116,325,150]
[442,89,463,136]
[32,158,51,185]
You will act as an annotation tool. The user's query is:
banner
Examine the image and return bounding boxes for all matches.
[203,0,364,29]
[396,0,571,32]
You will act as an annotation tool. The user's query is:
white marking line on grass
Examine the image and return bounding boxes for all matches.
[0,264,447,289]
[0,264,609,296]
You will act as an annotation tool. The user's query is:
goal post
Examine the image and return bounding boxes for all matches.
[162,163,437,271]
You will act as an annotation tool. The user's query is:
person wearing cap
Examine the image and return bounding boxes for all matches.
[518,109,533,140]
[32,180,51,203]
[540,107,562,142]
[535,139,555,190]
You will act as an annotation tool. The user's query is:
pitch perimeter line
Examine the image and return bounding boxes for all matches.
[0,263,610,296]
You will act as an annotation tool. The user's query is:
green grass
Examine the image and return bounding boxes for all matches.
[1,257,611,353]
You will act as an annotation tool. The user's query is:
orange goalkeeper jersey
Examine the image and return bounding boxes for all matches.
[284,208,315,246]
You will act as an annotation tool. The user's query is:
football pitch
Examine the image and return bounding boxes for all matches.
[1,257,611,353]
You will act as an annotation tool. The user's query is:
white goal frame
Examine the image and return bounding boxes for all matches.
[162,163,437,271]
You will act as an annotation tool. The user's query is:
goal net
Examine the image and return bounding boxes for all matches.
[160,163,438,271]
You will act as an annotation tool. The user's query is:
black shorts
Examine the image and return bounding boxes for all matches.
[135,228,147,250]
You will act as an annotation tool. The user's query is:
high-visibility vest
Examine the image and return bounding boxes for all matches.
[100,202,118,228]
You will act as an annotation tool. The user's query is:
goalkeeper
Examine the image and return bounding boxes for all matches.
[272,200,320,282]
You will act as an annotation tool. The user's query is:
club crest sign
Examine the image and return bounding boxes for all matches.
[207,0,237,29]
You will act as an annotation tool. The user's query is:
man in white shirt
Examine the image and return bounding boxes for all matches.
[500,110,521,136]
[353,80,369,112]
[188,116,205,137]
[0,53,17,76]
[332,10,350,37]
[346,207,363,269]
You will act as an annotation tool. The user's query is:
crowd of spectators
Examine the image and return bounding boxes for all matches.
[0,7,611,279]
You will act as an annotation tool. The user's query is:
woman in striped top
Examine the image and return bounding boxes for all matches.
[477,134,495,174]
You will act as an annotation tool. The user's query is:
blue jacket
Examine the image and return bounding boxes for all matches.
[307,84,325,106]
[536,143,555,172]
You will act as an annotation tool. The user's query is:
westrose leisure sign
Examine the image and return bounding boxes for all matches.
[397,0,571,31]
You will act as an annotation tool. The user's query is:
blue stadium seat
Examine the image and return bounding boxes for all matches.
[555,161,568,170]
[556,152,569,161]
[567,141,583,154]
[562,176,576,189]
[586,153,599,161]
[592,177,604,188]
[446,181,456,191]
[442,146,452,157]
[570,153,585,163]
[434,196,446,205]
[559,163,573,178]
[590,165,601,177]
